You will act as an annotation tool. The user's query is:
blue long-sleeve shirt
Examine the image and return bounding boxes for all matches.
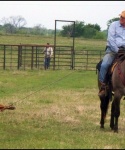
[107,20,125,53]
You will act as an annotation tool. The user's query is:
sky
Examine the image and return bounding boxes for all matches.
[0,1,125,31]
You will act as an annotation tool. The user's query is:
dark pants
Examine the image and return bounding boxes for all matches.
[44,57,51,69]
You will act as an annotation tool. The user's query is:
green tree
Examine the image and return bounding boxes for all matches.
[60,21,85,37]
[0,16,27,34]
[60,21,101,38]
[74,21,85,37]
[83,23,101,38]
[93,23,101,31]
[3,23,15,34]
[93,31,106,39]
[60,24,74,37]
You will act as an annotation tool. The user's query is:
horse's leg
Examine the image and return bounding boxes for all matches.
[110,94,121,133]
[100,95,109,128]
[114,96,121,133]
[100,97,106,128]
[110,100,115,130]
[100,110,106,128]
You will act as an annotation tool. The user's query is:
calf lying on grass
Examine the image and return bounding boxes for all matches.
[0,104,15,112]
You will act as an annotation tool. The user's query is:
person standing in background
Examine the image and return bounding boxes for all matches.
[43,43,53,70]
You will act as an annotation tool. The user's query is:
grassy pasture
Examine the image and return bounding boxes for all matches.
[0,35,125,149]
[0,34,106,50]
[0,70,125,149]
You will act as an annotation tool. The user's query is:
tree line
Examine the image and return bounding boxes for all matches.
[0,15,119,39]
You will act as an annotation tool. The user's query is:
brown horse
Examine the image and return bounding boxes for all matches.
[97,49,125,133]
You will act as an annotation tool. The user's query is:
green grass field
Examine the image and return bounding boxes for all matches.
[0,69,125,149]
[0,34,106,50]
[0,35,125,149]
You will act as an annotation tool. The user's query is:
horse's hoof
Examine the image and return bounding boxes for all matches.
[110,125,114,130]
[110,127,114,130]
[100,125,104,128]
[114,128,118,133]
[114,130,118,133]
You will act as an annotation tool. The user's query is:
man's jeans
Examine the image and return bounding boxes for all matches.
[99,52,116,83]
[44,57,51,69]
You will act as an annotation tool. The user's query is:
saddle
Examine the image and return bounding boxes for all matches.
[96,48,125,78]
[109,50,125,75]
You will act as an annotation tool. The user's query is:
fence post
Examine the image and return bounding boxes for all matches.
[18,45,22,70]
[53,46,55,70]
[71,47,75,70]
[31,46,34,70]
[3,45,5,70]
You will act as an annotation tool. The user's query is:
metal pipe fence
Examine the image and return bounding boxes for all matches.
[0,44,105,71]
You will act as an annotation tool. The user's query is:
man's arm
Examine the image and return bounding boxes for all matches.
[107,22,119,53]
[42,47,46,54]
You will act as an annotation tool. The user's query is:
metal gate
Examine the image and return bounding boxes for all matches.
[0,44,104,70]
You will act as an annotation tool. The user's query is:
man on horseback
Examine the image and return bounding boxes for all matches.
[98,10,125,97]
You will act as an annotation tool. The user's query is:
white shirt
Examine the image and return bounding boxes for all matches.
[43,47,53,57]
